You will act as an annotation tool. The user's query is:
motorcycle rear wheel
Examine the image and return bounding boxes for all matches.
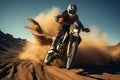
[44,53,55,65]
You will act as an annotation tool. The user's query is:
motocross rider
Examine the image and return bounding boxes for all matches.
[50,4,90,53]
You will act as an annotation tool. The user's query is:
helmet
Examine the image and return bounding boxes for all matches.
[67,4,77,17]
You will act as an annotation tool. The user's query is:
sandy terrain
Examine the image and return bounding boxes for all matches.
[0,53,120,80]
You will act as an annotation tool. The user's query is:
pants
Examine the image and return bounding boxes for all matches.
[52,25,69,49]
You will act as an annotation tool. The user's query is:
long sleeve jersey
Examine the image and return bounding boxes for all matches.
[55,10,85,29]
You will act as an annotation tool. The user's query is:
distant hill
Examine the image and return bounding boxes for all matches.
[0,31,26,53]
[115,43,120,47]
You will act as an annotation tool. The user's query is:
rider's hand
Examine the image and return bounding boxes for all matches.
[82,28,90,33]
[58,18,64,26]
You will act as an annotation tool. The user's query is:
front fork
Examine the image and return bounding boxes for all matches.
[67,36,78,57]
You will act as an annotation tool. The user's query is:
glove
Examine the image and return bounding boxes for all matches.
[58,18,64,25]
[55,15,62,22]
[82,28,90,33]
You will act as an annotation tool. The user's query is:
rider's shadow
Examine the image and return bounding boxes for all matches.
[76,65,120,80]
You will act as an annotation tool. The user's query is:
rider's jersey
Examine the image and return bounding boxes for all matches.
[56,10,84,29]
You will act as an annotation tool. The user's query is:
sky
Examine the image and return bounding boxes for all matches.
[0,0,120,45]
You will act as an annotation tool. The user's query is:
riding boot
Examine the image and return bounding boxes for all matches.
[51,37,59,52]
[47,37,57,54]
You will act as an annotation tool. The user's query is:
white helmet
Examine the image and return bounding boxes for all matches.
[67,4,77,17]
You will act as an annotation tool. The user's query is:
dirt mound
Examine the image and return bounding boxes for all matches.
[0,54,120,80]
[0,58,86,80]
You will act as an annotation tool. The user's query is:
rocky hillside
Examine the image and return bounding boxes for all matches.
[0,31,26,53]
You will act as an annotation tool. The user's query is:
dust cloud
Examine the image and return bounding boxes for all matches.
[35,7,60,36]
[19,42,49,62]
[19,7,120,65]
[19,7,60,62]
[76,26,120,65]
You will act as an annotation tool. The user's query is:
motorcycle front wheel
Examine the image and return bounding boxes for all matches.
[66,41,77,69]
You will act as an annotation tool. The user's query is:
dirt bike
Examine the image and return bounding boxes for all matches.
[44,25,81,69]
